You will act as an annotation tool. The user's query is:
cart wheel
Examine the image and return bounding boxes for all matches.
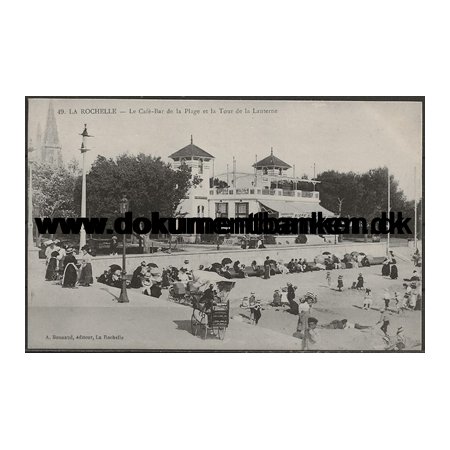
[191,315,199,336]
[217,327,226,340]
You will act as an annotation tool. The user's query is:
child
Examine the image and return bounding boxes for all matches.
[383,289,391,309]
[376,308,390,335]
[272,289,282,307]
[356,273,364,290]
[326,271,332,287]
[363,288,372,310]
[250,300,263,325]
[337,274,343,291]
[393,291,401,313]
[248,292,257,322]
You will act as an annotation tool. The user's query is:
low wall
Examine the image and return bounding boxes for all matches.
[91,241,387,275]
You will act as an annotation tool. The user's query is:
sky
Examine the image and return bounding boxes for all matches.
[28,98,423,200]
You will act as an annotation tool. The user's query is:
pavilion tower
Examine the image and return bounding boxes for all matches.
[41,101,63,166]
[169,136,215,217]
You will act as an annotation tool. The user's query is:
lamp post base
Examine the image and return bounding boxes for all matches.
[118,277,129,303]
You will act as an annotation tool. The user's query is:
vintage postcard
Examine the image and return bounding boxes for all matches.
[26,97,424,352]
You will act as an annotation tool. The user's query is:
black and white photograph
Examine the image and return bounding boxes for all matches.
[5,1,450,449]
[26,97,424,352]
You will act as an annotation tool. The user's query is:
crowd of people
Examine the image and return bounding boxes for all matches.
[43,240,94,288]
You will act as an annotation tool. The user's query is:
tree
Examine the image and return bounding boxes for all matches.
[32,162,80,219]
[74,153,198,251]
[76,153,195,218]
[317,167,413,237]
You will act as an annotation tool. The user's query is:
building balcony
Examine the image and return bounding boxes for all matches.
[209,187,320,201]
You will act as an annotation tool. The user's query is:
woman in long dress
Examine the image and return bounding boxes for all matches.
[381,258,391,277]
[45,250,59,281]
[263,257,271,279]
[62,248,78,288]
[390,263,398,280]
[78,246,94,287]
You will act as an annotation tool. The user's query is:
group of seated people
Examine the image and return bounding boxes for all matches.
[94,250,379,295]
[286,258,308,273]
[97,259,194,298]
[199,252,373,280]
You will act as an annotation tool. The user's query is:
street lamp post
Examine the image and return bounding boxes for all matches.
[118,196,130,303]
[27,142,35,249]
[79,124,92,252]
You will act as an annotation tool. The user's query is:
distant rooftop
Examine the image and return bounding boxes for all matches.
[254,148,291,169]
[169,136,214,159]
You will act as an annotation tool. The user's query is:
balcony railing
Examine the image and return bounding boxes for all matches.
[209,188,319,199]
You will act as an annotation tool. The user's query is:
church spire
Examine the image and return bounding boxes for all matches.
[191,134,193,145]
[41,101,62,166]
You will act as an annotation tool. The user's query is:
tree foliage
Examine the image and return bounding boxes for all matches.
[317,167,420,236]
[32,162,80,218]
[74,153,196,219]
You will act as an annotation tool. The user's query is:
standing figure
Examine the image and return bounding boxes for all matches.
[356,273,364,289]
[263,256,271,279]
[296,298,311,336]
[363,288,372,310]
[409,289,418,310]
[383,289,391,309]
[78,246,94,286]
[45,250,59,281]
[45,241,56,263]
[61,248,78,288]
[326,271,332,287]
[376,308,390,335]
[337,274,344,291]
[250,299,262,325]
[390,259,398,280]
[110,236,118,256]
[393,291,401,313]
[381,258,391,277]
[286,283,298,315]
[56,244,67,278]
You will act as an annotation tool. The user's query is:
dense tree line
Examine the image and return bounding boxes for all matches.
[317,167,421,238]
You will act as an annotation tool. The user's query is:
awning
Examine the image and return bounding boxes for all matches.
[258,200,335,218]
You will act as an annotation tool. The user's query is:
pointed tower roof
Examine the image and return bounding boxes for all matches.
[253,148,291,169]
[169,136,214,159]
[43,101,61,149]
[36,123,42,146]
[41,101,63,166]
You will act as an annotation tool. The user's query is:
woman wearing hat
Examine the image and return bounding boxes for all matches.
[381,258,391,277]
[45,250,59,281]
[390,260,398,280]
[263,256,271,279]
[286,283,298,314]
[62,248,78,288]
[78,246,94,287]
[130,261,147,288]
[250,299,263,325]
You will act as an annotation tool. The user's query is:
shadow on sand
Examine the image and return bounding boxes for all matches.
[99,286,120,302]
